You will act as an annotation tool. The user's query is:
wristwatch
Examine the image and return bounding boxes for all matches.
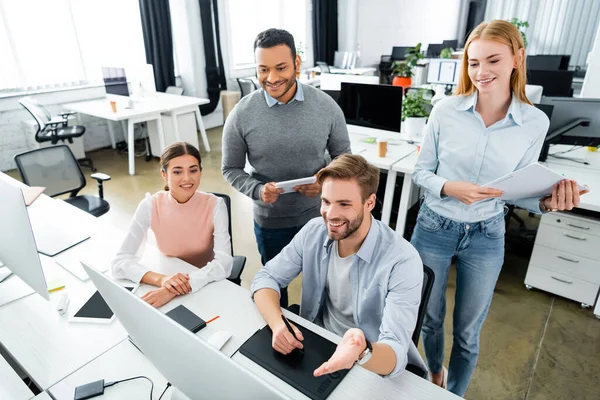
[357,338,373,365]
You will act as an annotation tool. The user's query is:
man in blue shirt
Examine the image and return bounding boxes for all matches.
[251,154,427,377]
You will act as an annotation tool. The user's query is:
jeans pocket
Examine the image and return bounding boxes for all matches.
[416,210,443,233]
[484,218,506,239]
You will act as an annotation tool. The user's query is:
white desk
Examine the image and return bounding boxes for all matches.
[546,145,600,172]
[0,352,34,400]
[348,124,418,227]
[32,392,52,400]
[64,93,210,176]
[49,280,460,400]
[391,151,421,235]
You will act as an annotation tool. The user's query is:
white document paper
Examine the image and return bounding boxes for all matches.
[483,163,588,201]
[275,176,317,194]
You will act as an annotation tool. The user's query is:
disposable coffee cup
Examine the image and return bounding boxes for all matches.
[377,138,388,157]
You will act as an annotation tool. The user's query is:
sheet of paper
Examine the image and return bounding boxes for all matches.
[275,177,317,194]
[483,163,588,201]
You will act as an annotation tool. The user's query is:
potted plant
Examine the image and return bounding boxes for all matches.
[510,18,529,48]
[402,90,430,139]
[296,41,305,78]
[440,47,454,59]
[391,43,423,89]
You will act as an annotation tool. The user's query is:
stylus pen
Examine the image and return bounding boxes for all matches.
[281,314,303,352]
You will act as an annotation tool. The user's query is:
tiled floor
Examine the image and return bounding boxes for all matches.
[8,127,599,399]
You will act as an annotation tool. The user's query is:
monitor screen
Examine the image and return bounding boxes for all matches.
[339,83,403,132]
[102,66,129,97]
[391,46,411,61]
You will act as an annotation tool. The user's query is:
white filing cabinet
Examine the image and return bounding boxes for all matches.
[21,120,86,159]
[525,212,600,308]
[147,112,199,157]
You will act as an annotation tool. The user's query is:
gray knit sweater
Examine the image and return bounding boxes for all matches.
[222,83,351,229]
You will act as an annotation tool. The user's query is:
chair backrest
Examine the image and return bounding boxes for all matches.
[209,192,234,255]
[19,97,50,133]
[13,145,86,198]
[165,86,184,95]
[412,265,435,346]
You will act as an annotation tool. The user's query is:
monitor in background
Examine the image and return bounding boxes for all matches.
[427,59,462,85]
[391,46,411,61]
[0,182,49,301]
[102,66,129,97]
[83,263,286,400]
[339,82,403,132]
[527,55,570,71]
[534,103,554,161]
[539,97,600,160]
[442,39,458,49]
[527,70,574,97]
[333,51,356,69]
[426,43,444,58]
[319,73,379,91]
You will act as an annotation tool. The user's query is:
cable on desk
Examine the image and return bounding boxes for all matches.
[158,382,172,400]
[104,375,154,400]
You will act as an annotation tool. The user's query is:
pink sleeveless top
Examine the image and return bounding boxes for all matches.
[151,191,216,269]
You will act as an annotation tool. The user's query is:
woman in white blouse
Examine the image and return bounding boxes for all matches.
[112,142,233,307]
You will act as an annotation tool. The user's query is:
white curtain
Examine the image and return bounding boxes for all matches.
[0,0,147,92]
[484,0,600,68]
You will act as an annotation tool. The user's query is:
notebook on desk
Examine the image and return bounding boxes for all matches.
[238,323,350,400]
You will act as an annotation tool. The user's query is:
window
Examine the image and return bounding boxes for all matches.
[0,0,147,92]
[225,0,312,71]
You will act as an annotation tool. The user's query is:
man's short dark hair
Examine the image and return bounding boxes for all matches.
[253,28,296,60]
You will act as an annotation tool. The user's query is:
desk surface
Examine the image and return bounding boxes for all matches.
[32,392,52,400]
[348,125,418,170]
[546,145,600,171]
[0,352,33,400]
[63,93,209,122]
[49,279,460,400]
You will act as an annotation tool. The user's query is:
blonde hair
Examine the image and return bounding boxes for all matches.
[316,154,379,202]
[456,20,531,105]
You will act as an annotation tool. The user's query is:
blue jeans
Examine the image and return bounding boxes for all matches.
[253,222,305,308]
[410,203,505,397]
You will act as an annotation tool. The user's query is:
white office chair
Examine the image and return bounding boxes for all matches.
[166,86,184,95]
[526,84,544,103]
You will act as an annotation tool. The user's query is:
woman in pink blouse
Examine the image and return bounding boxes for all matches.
[112,142,233,307]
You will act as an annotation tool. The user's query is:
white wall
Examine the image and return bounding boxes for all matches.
[581,22,600,98]
[339,0,462,67]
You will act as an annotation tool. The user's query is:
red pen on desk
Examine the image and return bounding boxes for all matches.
[206,315,220,324]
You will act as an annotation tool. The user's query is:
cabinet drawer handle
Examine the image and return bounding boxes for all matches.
[563,233,587,241]
[565,222,590,230]
[557,255,579,263]
[551,276,573,284]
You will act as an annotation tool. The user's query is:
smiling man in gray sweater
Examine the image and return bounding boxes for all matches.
[222,28,350,306]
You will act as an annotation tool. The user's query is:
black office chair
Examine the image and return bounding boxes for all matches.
[210,193,247,285]
[13,146,111,217]
[236,78,258,97]
[19,97,96,171]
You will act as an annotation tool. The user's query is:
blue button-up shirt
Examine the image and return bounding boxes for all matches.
[263,79,305,107]
[251,216,427,377]
[413,92,550,222]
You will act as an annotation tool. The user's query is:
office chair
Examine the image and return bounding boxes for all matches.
[209,193,247,285]
[19,97,96,171]
[13,146,111,217]
[236,78,258,97]
[316,61,331,73]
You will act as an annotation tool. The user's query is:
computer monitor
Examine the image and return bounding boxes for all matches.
[527,55,571,71]
[534,104,554,161]
[83,263,286,400]
[426,43,444,58]
[391,46,411,61]
[0,182,49,301]
[527,70,574,97]
[333,51,356,69]
[539,97,600,160]
[102,66,129,97]
[339,82,403,132]
[442,39,458,49]
[427,59,462,85]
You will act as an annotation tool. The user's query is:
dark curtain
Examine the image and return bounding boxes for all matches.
[139,0,176,92]
[198,0,227,116]
[312,0,338,65]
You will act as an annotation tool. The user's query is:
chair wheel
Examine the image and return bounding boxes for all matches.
[145,155,152,162]
[581,303,592,309]
[92,167,98,172]
[525,285,532,290]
